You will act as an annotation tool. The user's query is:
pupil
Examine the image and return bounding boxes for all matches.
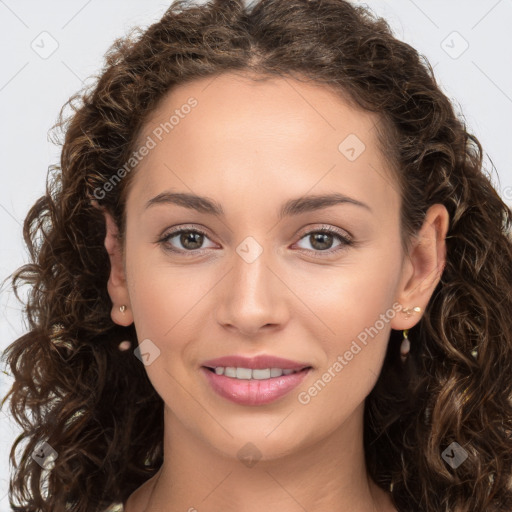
[311,233,332,250]
[182,232,203,249]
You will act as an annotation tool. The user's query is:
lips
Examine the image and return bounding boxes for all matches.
[200,354,313,406]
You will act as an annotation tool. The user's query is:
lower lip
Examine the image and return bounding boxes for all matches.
[201,367,311,406]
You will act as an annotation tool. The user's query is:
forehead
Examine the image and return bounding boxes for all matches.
[127,72,399,216]
[138,71,381,148]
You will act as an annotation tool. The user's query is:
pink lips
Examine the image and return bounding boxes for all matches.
[201,354,312,406]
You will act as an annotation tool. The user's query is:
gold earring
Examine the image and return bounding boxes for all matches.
[402,306,422,318]
[119,305,127,313]
[400,306,422,362]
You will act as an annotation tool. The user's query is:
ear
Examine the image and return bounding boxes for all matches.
[390,203,450,331]
[102,209,134,327]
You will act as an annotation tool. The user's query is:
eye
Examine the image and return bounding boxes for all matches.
[294,226,354,257]
[157,226,216,254]
[157,224,354,257]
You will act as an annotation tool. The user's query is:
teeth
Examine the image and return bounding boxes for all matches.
[212,367,303,380]
[270,368,282,377]
[253,369,271,380]
[236,367,252,380]
[224,367,236,378]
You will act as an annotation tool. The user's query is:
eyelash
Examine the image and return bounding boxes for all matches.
[157,224,354,258]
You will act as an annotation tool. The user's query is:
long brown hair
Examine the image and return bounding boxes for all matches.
[2,0,512,510]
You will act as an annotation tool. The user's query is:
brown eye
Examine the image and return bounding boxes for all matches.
[307,232,335,251]
[176,231,204,250]
[158,227,216,254]
[157,224,354,258]
[294,227,354,258]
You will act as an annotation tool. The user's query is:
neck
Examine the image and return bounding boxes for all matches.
[129,402,395,512]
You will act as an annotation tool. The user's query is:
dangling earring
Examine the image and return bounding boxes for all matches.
[119,305,127,313]
[400,329,410,362]
[400,306,422,362]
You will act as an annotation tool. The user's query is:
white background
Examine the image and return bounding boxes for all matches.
[1,0,511,509]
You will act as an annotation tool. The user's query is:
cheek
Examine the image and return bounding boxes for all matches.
[124,245,218,385]
[294,286,396,430]
[293,244,401,399]
[124,237,197,340]
[293,242,402,341]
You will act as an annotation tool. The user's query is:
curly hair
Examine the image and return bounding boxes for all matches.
[2,0,512,511]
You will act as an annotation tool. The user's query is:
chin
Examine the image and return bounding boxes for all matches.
[203,425,314,464]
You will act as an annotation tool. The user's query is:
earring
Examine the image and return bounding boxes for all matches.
[402,306,422,318]
[400,306,422,362]
[400,329,410,362]
[119,305,127,313]
[118,340,132,351]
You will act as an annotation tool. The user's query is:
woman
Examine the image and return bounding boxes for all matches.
[3,0,511,511]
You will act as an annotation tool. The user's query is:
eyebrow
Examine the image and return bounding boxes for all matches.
[144,191,372,219]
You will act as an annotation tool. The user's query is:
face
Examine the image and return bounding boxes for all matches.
[104,71,447,462]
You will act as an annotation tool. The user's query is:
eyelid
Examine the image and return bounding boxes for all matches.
[295,224,353,243]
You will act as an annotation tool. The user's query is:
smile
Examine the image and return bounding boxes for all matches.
[201,365,312,405]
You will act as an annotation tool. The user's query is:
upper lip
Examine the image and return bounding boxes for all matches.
[201,355,312,370]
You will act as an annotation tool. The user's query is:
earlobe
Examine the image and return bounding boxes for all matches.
[391,203,449,331]
[103,210,134,327]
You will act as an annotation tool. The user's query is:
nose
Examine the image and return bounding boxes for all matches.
[214,246,289,338]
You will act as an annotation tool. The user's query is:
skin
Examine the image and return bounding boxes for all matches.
[102,71,449,512]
